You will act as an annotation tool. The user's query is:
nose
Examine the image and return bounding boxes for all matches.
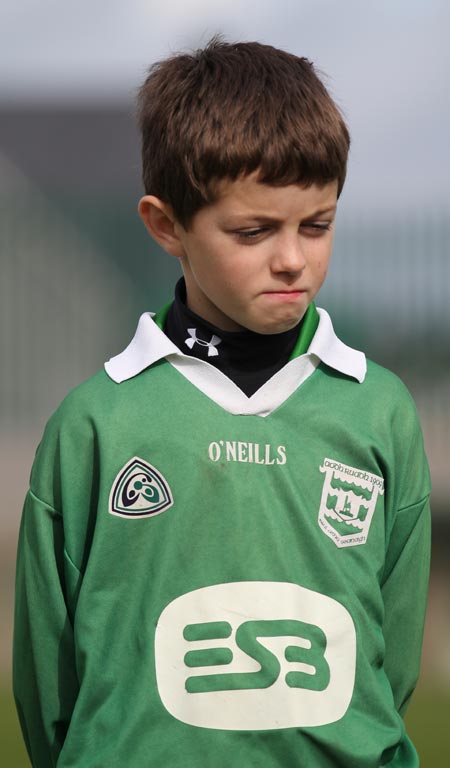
[270,234,306,276]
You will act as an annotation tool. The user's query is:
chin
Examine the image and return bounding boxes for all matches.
[255,317,303,335]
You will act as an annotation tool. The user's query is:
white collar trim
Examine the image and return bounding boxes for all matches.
[104,307,366,417]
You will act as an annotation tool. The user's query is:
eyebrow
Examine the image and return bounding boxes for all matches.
[224,206,337,225]
[302,206,337,219]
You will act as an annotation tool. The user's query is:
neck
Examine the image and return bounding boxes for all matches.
[163,279,302,397]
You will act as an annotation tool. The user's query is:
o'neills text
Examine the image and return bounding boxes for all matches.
[208,441,287,465]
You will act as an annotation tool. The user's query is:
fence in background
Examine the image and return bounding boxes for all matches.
[0,153,136,434]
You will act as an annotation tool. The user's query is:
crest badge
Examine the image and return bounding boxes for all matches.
[318,458,384,548]
[109,456,173,519]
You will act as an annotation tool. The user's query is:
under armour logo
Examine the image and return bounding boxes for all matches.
[185,328,222,357]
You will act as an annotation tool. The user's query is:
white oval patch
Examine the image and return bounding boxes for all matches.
[155,581,356,730]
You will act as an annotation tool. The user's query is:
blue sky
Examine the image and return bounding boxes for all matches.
[1,0,449,213]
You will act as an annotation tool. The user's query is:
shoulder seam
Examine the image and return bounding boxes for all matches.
[28,488,83,572]
[28,487,61,517]
[397,493,430,513]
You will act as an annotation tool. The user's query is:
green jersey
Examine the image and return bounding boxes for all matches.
[14,306,430,767]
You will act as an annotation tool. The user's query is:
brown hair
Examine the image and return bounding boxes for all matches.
[137,38,350,228]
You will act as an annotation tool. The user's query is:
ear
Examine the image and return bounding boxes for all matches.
[138,195,185,259]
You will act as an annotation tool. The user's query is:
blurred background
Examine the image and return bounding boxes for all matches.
[1,0,449,764]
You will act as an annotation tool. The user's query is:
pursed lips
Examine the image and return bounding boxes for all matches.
[262,289,306,296]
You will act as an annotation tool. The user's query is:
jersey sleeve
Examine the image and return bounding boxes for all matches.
[380,389,431,716]
[13,387,94,767]
[381,495,431,715]
[13,490,80,767]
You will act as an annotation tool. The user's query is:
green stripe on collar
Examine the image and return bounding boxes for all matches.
[289,302,319,360]
[154,300,173,330]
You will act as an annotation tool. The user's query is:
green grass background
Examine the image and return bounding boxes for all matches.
[2,680,449,766]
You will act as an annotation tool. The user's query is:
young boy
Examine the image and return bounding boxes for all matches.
[14,39,430,767]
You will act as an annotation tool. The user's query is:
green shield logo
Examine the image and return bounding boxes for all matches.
[109,456,173,518]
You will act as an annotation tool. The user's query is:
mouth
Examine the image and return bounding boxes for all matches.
[263,289,306,300]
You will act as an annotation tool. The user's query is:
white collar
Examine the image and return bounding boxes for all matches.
[104,307,366,417]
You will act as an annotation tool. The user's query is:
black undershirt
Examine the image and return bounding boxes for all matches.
[164,279,302,397]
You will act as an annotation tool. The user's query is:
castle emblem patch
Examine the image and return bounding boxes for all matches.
[109,457,173,518]
[318,458,384,548]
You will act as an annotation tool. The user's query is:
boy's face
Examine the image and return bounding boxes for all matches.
[175,173,338,334]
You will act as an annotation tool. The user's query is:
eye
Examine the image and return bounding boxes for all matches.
[301,221,333,236]
[233,227,269,242]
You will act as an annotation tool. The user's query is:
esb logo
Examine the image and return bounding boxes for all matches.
[155,582,356,730]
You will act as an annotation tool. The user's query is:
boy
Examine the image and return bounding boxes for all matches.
[14,39,430,767]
